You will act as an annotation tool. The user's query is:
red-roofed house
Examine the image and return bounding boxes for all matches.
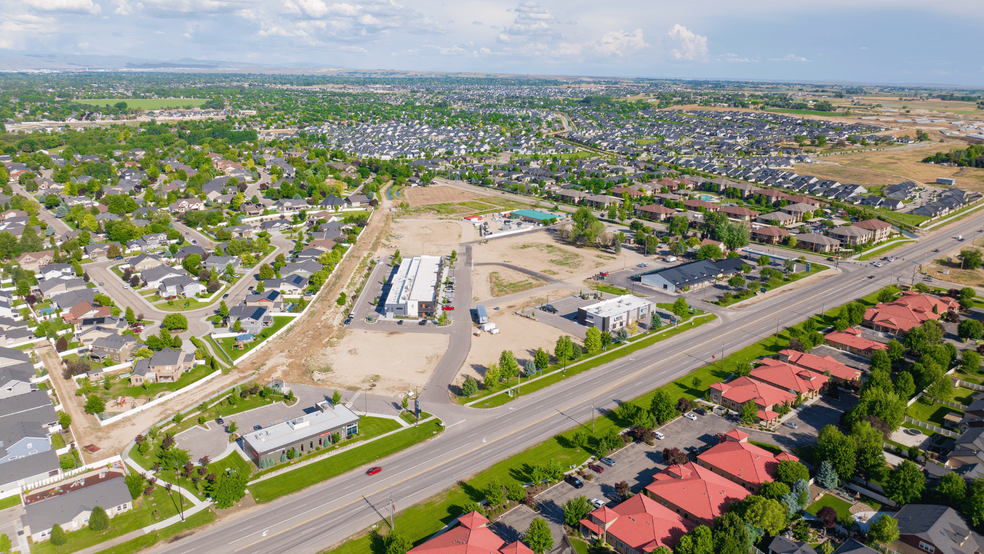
[696,430,799,493]
[720,206,760,222]
[645,462,749,524]
[778,350,862,384]
[635,204,676,222]
[708,376,795,424]
[751,225,790,245]
[407,511,534,554]
[752,359,828,400]
[824,328,888,358]
[580,493,694,554]
[863,291,957,335]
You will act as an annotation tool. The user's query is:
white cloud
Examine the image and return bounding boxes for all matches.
[593,29,647,57]
[112,0,131,14]
[722,52,756,63]
[663,24,707,61]
[23,0,102,15]
[770,53,811,62]
[497,33,511,43]
[337,44,367,53]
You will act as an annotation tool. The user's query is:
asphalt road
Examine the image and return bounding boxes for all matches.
[145,211,984,554]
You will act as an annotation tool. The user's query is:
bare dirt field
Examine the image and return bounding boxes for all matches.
[403,185,482,207]
[387,219,466,257]
[927,240,984,286]
[473,265,546,301]
[475,234,617,281]
[457,289,577,385]
[804,141,984,189]
[313,329,450,396]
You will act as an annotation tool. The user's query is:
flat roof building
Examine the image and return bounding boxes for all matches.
[577,295,654,333]
[509,209,557,223]
[383,255,442,318]
[242,401,360,468]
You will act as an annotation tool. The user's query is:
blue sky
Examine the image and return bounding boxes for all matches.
[2,0,982,86]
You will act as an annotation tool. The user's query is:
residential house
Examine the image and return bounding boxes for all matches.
[697,428,800,493]
[169,198,205,213]
[39,263,75,281]
[794,233,841,253]
[768,537,817,554]
[756,212,797,227]
[245,290,283,311]
[38,278,86,299]
[780,203,818,221]
[126,254,164,273]
[0,391,60,497]
[281,260,322,279]
[832,540,878,554]
[823,328,888,358]
[139,265,187,289]
[345,193,370,207]
[228,305,272,335]
[645,462,749,524]
[203,256,241,274]
[708,376,795,425]
[130,348,196,385]
[172,245,206,261]
[23,471,133,543]
[751,225,790,245]
[0,347,37,399]
[16,250,54,271]
[720,206,760,221]
[778,349,863,383]
[635,204,676,221]
[864,291,958,335]
[406,511,533,554]
[750,359,828,400]
[264,275,309,295]
[579,493,694,554]
[890,504,984,554]
[158,275,204,298]
[853,219,894,243]
[260,219,293,232]
[62,301,110,325]
[90,334,137,364]
[84,243,121,259]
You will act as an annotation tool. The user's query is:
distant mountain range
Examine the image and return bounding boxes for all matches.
[0,52,262,71]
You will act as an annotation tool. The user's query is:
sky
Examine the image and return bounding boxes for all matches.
[1,0,983,86]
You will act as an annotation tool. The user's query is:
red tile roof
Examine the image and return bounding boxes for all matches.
[697,433,798,489]
[752,360,828,395]
[779,350,862,382]
[854,219,892,231]
[864,292,957,333]
[646,462,749,523]
[709,376,795,409]
[584,494,694,553]
[824,328,888,355]
[408,512,517,554]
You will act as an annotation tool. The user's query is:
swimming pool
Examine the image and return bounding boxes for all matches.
[694,194,718,202]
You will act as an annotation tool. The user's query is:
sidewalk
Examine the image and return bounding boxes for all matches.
[69,501,214,554]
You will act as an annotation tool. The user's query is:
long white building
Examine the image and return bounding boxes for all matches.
[383,255,442,318]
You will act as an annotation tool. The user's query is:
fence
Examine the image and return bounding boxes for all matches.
[843,481,897,508]
[954,379,984,392]
[20,455,126,495]
[95,369,223,427]
[902,415,959,437]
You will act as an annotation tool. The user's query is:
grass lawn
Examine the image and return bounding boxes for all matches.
[220,316,293,360]
[870,208,929,228]
[0,495,21,510]
[716,264,829,307]
[953,387,977,406]
[31,486,182,554]
[102,363,217,400]
[857,241,916,261]
[250,419,443,503]
[161,453,255,501]
[570,537,590,554]
[51,432,66,449]
[586,282,645,297]
[806,494,853,519]
[952,366,984,386]
[76,98,207,110]
[907,398,964,427]
[749,441,782,455]
[153,297,216,312]
[96,508,215,554]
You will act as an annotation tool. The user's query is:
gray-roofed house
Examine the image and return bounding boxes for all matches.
[768,537,816,554]
[38,278,86,299]
[245,290,283,311]
[828,225,874,246]
[228,305,272,335]
[130,348,197,386]
[173,245,206,260]
[158,275,204,298]
[264,275,309,295]
[891,504,984,554]
[0,346,37,399]
[203,255,241,274]
[281,260,322,278]
[0,390,60,495]
[127,254,164,273]
[90,334,137,364]
[345,193,370,207]
[23,472,133,542]
[140,265,187,289]
[832,539,878,554]
[640,258,745,293]
[39,263,75,282]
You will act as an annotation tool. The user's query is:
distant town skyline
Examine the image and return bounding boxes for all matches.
[1,0,982,86]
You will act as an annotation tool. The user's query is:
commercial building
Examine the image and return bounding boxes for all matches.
[640,258,744,293]
[645,462,749,524]
[863,291,958,335]
[696,429,799,493]
[579,493,694,554]
[242,401,360,468]
[509,209,557,224]
[576,295,654,333]
[407,511,534,554]
[383,255,442,318]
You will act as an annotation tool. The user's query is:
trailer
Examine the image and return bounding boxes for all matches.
[480,322,497,332]
[476,305,488,324]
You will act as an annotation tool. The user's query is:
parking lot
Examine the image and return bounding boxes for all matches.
[773,393,858,451]
[345,257,459,334]
[493,409,784,550]
[529,292,629,340]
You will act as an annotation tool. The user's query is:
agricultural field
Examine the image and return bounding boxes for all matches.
[75,98,208,110]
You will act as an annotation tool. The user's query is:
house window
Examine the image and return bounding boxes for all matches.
[918,542,935,553]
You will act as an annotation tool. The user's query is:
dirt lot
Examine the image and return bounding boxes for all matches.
[475,234,616,281]
[473,265,546,301]
[457,289,576,385]
[927,240,984,286]
[403,185,482,207]
[386,218,469,258]
[312,329,450,396]
[805,140,984,189]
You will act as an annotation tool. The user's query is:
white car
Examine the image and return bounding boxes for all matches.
[683,412,698,421]
[654,431,665,440]
[591,498,605,509]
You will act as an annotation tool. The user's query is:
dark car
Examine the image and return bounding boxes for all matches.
[604,492,622,503]
[564,474,584,489]
[419,320,428,326]
[694,408,707,416]
[216,417,224,425]
[253,425,262,431]
[588,464,604,474]
[398,320,404,325]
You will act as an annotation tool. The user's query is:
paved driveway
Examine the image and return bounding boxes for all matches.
[773,393,858,451]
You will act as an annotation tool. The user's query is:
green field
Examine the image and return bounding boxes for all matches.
[806,494,853,519]
[76,98,207,110]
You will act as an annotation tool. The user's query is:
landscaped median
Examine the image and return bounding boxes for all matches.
[463,308,715,409]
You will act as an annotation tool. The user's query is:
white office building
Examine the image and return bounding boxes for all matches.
[383,255,442,318]
[576,295,654,332]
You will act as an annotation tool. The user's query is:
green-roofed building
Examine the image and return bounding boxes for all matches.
[510,209,558,223]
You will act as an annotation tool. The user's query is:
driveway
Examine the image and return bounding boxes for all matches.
[773,393,858,451]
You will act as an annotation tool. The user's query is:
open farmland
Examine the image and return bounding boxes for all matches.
[806,141,984,189]
[76,98,208,109]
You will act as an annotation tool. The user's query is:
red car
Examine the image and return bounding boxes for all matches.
[366,467,382,476]
[442,306,454,311]
[588,464,604,474]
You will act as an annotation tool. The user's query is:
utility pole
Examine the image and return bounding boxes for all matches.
[775,317,780,345]
[390,493,395,529]
[591,400,595,433]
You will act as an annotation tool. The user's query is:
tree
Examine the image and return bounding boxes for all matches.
[259,264,274,280]
[16,280,29,297]
[967,478,984,527]
[712,512,751,554]
[869,515,900,546]
[205,470,248,508]
[125,306,136,325]
[332,390,343,405]
[162,314,188,330]
[959,319,984,341]
[182,253,202,275]
[386,533,412,554]
[887,339,906,363]
[58,411,72,429]
[852,421,887,484]
[870,349,891,373]
[85,395,105,414]
[740,400,757,425]
[757,255,770,267]
[651,312,662,329]
[484,363,500,391]
[742,496,788,537]
[601,331,613,350]
[499,350,521,381]
[219,300,229,320]
[671,297,690,320]
[50,524,67,546]
[760,480,790,501]
[675,525,713,554]
[584,327,602,354]
[696,244,723,260]
[816,460,839,489]
[554,336,572,368]
[0,533,10,554]
[964,350,982,374]
[564,495,592,526]
[887,460,925,505]
[927,368,955,403]
[89,505,110,531]
[55,336,68,352]
[728,275,746,290]
[525,517,553,554]
[650,387,677,424]
[125,473,144,500]
[959,249,984,270]
[485,478,505,508]
[775,460,811,485]
[937,472,966,507]
[817,425,856,480]
[462,376,478,397]
[895,371,916,399]
[534,348,549,371]
[662,447,689,465]
[668,215,689,236]
[818,505,838,531]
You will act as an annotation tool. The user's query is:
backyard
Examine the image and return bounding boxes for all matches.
[217,316,294,360]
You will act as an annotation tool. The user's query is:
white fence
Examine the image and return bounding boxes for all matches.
[20,454,126,495]
[95,369,222,427]
[903,415,959,437]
